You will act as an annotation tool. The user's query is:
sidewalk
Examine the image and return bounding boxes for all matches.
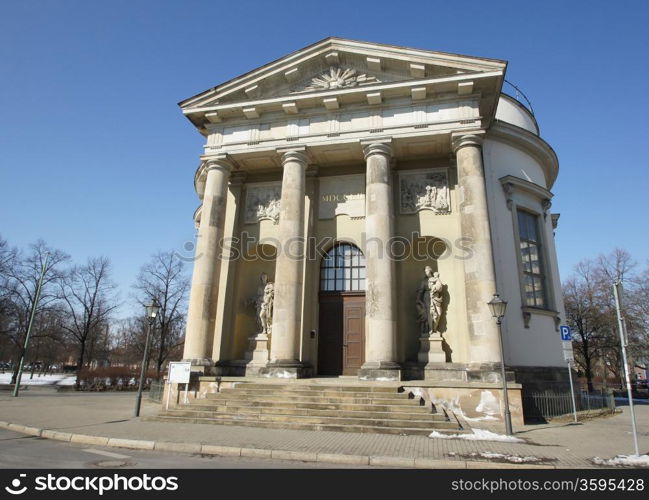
[1,387,647,469]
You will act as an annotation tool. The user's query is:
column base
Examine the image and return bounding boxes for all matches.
[402,362,515,383]
[243,334,270,364]
[259,360,312,379]
[358,361,402,381]
[182,359,214,375]
[417,336,447,365]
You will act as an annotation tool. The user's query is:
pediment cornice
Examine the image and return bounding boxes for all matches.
[179,38,506,131]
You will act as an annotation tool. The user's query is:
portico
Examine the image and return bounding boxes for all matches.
[177,38,569,415]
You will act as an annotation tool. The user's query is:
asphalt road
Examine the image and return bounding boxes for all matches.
[0,429,368,469]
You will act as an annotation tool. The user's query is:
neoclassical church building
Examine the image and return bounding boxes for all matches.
[175,38,569,421]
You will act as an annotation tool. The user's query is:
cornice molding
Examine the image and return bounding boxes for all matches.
[179,37,506,110]
[500,174,553,218]
[183,71,500,117]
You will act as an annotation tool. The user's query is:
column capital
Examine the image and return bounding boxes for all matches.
[451,131,485,153]
[229,171,247,187]
[201,154,235,173]
[277,146,308,167]
[361,138,393,160]
[305,165,319,178]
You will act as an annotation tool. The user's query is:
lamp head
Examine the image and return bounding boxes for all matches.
[145,298,161,320]
[487,294,507,320]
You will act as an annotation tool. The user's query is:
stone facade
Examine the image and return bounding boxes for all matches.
[178,38,570,417]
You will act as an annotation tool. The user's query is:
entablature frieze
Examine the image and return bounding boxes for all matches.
[183,70,500,127]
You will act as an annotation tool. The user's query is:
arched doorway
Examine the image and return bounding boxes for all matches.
[318,243,366,375]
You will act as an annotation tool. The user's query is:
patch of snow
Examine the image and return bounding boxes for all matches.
[430,395,464,416]
[462,414,499,422]
[476,452,541,463]
[429,429,524,443]
[56,377,76,386]
[592,454,649,468]
[0,373,71,385]
[408,387,426,399]
[475,391,499,416]
[429,393,501,423]
[262,370,294,379]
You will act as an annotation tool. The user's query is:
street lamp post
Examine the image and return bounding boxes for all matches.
[487,293,513,435]
[134,298,160,417]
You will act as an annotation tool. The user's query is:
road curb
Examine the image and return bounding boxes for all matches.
[155,441,202,454]
[70,434,110,447]
[41,429,73,441]
[107,438,155,450]
[200,444,241,457]
[0,420,556,469]
[370,455,416,468]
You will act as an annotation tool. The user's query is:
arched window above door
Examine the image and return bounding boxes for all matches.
[320,243,366,292]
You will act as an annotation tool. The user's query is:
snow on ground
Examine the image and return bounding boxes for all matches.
[430,428,525,443]
[449,451,542,464]
[592,454,649,468]
[0,373,75,386]
[462,414,499,423]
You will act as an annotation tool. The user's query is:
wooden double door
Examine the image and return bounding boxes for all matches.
[317,293,365,376]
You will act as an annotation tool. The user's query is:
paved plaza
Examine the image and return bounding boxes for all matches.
[0,387,647,468]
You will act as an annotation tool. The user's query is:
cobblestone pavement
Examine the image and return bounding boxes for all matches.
[0,388,647,468]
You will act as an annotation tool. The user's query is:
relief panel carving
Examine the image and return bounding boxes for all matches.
[294,67,380,93]
[399,169,451,215]
[245,183,282,224]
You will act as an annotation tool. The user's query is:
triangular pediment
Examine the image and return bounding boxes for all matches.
[180,37,506,111]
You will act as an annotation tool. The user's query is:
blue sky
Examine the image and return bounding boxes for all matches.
[1,0,648,316]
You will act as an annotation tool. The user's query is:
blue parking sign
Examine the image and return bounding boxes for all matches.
[560,325,571,341]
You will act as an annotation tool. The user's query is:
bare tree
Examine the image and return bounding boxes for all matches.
[0,240,69,383]
[133,251,189,378]
[0,236,14,277]
[564,249,648,391]
[59,256,118,388]
[112,316,148,367]
[0,235,17,361]
[563,260,611,392]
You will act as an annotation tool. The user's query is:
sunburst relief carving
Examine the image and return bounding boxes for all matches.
[297,67,380,93]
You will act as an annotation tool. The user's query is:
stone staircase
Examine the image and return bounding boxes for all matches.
[147,382,466,436]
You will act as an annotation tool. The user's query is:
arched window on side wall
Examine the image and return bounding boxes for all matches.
[320,243,366,292]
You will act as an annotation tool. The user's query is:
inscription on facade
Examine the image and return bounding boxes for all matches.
[318,175,365,219]
[399,169,450,214]
[245,183,282,224]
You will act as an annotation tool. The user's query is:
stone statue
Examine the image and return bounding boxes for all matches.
[252,272,274,336]
[416,266,445,337]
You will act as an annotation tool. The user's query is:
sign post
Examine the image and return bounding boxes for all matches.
[613,282,640,456]
[166,362,191,411]
[560,325,578,423]
[13,252,49,398]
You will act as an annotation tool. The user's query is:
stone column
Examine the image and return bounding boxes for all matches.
[452,132,501,364]
[359,140,400,381]
[212,172,246,364]
[183,155,233,367]
[265,148,309,377]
